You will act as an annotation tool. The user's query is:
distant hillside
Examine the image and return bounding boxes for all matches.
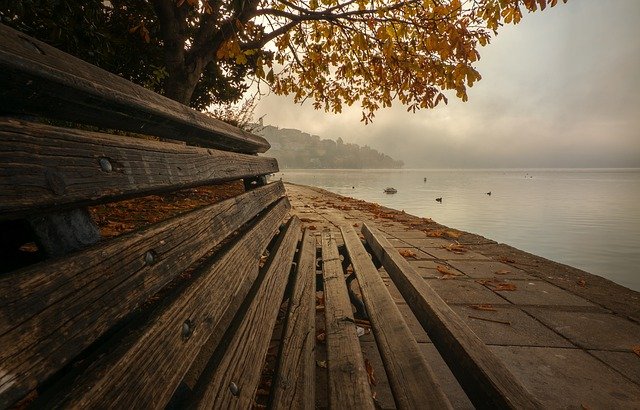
[257,125,403,169]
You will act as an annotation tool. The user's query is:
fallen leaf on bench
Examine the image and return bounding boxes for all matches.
[632,346,640,357]
[399,249,418,258]
[316,329,326,344]
[316,360,327,368]
[365,358,377,386]
[495,269,511,275]
[470,304,497,312]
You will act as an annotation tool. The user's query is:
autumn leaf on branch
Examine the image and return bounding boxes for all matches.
[2,0,568,113]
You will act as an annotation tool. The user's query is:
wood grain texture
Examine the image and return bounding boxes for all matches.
[321,232,375,410]
[0,119,278,219]
[195,217,301,409]
[0,183,286,407]
[340,226,452,410]
[0,24,269,153]
[271,229,316,410]
[362,223,542,410]
[65,199,291,409]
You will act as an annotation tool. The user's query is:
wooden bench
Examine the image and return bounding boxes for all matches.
[0,23,315,409]
[1,23,541,410]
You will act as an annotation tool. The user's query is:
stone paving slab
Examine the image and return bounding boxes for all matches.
[450,305,573,347]
[397,237,454,248]
[385,230,433,239]
[494,280,597,307]
[394,246,434,260]
[447,260,534,280]
[589,351,640,384]
[408,261,465,279]
[523,308,640,351]
[423,246,492,261]
[423,278,510,305]
[490,345,640,408]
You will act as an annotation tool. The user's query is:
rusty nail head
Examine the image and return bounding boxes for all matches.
[144,250,156,265]
[229,382,240,396]
[182,319,193,340]
[99,158,113,172]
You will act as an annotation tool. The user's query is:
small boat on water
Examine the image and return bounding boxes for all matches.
[384,187,397,194]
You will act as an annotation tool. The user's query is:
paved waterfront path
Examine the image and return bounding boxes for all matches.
[285,182,640,409]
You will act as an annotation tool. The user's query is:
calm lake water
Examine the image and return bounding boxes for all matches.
[276,168,640,292]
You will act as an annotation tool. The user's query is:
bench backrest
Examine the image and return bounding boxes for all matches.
[0,23,296,408]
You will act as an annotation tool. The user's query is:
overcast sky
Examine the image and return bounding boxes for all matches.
[254,1,640,168]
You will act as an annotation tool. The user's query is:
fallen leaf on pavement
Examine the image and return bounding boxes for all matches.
[399,249,418,258]
[365,358,377,386]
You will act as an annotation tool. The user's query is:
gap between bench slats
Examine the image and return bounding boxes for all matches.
[271,229,316,410]
[0,182,286,407]
[362,223,542,410]
[0,24,269,154]
[321,231,375,409]
[191,217,301,408]
[0,119,278,220]
[340,226,452,410]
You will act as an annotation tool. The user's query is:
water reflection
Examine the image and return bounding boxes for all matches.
[277,168,640,292]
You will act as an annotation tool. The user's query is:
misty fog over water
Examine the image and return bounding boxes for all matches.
[277,168,640,291]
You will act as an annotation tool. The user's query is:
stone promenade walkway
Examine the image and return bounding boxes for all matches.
[285,182,640,409]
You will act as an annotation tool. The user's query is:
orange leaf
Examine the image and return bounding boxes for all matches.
[443,242,466,254]
[399,249,417,258]
[632,346,640,357]
[365,358,377,386]
[495,269,511,275]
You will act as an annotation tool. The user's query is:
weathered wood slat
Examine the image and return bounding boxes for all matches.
[0,182,286,407]
[340,226,452,410]
[321,232,375,410]
[271,229,316,410]
[362,223,542,410]
[0,24,269,153]
[194,217,301,408]
[62,200,291,409]
[0,119,278,219]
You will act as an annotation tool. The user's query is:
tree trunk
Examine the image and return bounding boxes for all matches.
[163,66,199,106]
